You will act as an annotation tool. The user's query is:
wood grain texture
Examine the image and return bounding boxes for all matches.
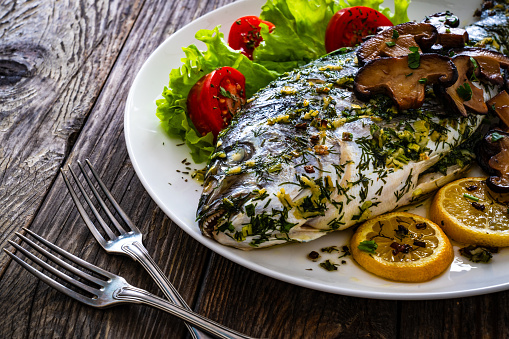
[0,0,144,271]
[196,256,398,338]
[2,0,509,338]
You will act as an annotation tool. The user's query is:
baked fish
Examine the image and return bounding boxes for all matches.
[197,3,509,249]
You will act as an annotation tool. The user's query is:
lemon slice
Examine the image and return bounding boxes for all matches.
[430,177,509,247]
[351,212,453,282]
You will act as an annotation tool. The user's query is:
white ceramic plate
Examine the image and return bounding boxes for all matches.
[125,0,509,300]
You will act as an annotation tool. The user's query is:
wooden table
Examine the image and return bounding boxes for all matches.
[1,0,508,338]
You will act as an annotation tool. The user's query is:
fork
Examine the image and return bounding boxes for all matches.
[60,159,207,339]
[4,228,252,339]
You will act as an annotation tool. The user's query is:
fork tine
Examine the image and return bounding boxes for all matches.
[61,167,113,244]
[67,165,125,236]
[22,227,115,280]
[14,230,109,285]
[76,160,127,234]
[84,159,139,233]
[4,248,95,305]
[8,238,100,297]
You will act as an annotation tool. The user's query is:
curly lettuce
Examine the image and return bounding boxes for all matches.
[156,0,411,163]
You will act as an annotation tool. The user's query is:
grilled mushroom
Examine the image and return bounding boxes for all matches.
[453,47,509,86]
[477,130,509,175]
[441,55,488,116]
[422,12,468,49]
[356,22,438,65]
[423,11,460,28]
[487,90,509,127]
[476,129,509,193]
[487,134,509,193]
[354,54,457,110]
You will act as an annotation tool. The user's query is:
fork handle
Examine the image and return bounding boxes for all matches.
[123,241,209,339]
[115,285,253,339]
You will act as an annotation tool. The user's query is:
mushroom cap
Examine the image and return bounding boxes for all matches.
[487,90,509,127]
[487,135,509,193]
[453,47,509,86]
[476,130,509,175]
[422,12,468,49]
[353,53,458,110]
[356,22,438,66]
[441,55,488,116]
[422,11,460,28]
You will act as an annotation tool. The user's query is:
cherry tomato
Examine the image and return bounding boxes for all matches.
[187,67,246,138]
[325,6,393,53]
[228,16,275,59]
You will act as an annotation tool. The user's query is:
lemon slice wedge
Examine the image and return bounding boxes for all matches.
[430,177,509,247]
[351,212,453,282]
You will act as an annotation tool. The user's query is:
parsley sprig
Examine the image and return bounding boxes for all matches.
[407,46,420,69]
[457,82,473,101]
[358,240,378,254]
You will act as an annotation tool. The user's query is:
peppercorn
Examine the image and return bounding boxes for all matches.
[472,202,486,211]
[304,165,315,173]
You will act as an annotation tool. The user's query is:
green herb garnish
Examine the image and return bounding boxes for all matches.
[408,46,420,69]
[386,41,396,47]
[245,203,256,217]
[460,245,496,263]
[491,132,504,142]
[358,240,378,254]
[319,259,338,271]
[220,86,232,98]
[463,193,479,202]
[418,78,427,84]
[470,57,479,81]
[321,246,339,253]
[392,29,399,39]
[457,83,473,101]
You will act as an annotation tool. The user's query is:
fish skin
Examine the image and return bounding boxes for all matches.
[197,5,508,250]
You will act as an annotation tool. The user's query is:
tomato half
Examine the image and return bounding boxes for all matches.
[325,6,393,53]
[228,16,275,59]
[187,67,246,138]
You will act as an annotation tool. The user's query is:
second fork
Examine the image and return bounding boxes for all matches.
[61,159,207,339]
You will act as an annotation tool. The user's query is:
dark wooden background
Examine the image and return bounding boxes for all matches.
[0,0,508,338]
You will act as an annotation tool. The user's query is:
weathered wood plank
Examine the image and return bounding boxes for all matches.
[195,254,399,338]
[399,293,509,338]
[0,0,144,271]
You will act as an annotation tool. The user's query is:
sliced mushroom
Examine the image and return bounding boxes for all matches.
[476,129,509,175]
[354,54,458,110]
[436,27,469,49]
[422,11,460,28]
[453,47,509,86]
[441,55,488,116]
[422,12,468,49]
[487,91,509,127]
[487,135,509,193]
[357,22,437,65]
